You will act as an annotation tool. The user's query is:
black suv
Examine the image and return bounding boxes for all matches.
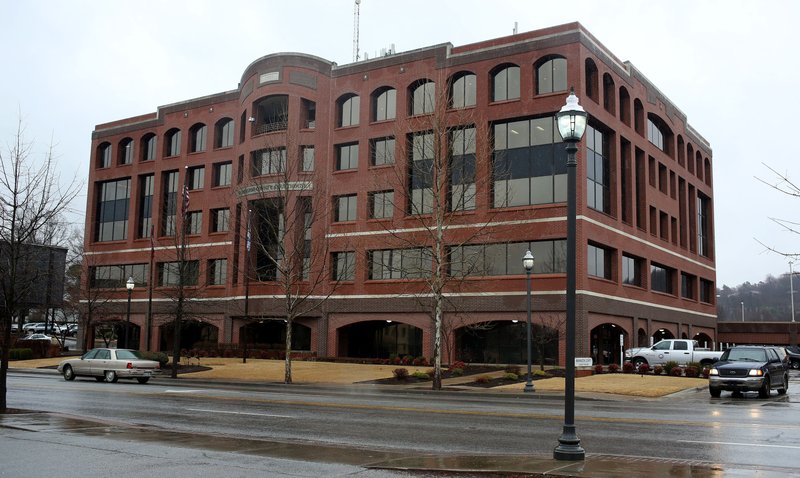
[709,346,789,398]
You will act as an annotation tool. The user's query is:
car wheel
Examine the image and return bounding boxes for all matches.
[778,375,788,395]
[136,377,150,384]
[632,357,647,369]
[104,370,118,383]
[709,387,721,398]
[791,360,800,370]
[758,377,770,398]
[62,365,75,381]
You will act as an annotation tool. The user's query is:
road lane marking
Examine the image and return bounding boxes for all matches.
[164,389,204,393]
[678,440,800,450]
[188,408,294,419]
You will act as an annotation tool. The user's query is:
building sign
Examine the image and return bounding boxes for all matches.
[575,357,593,367]
[237,181,313,198]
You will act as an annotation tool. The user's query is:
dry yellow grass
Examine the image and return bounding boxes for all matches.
[10,357,706,397]
[494,373,707,397]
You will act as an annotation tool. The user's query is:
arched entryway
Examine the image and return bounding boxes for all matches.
[159,319,219,352]
[590,324,628,366]
[455,321,558,366]
[693,332,713,348]
[652,328,675,343]
[337,321,422,359]
[240,320,311,351]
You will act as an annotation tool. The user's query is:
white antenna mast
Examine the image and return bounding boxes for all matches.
[353,0,361,62]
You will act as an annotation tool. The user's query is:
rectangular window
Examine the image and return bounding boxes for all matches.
[95,178,131,242]
[698,193,710,257]
[368,190,393,219]
[213,161,232,187]
[681,272,696,299]
[448,239,567,277]
[409,131,434,214]
[253,148,286,176]
[370,137,395,166]
[586,125,610,214]
[138,174,154,239]
[332,251,355,281]
[651,263,674,294]
[700,278,714,304]
[161,171,178,236]
[187,211,202,235]
[158,261,199,286]
[622,254,642,286]
[208,259,227,286]
[90,264,149,288]
[492,116,567,207]
[336,143,359,170]
[187,166,205,190]
[335,194,357,222]
[302,146,315,172]
[587,243,612,280]
[450,126,476,211]
[368,248,432,279]
[211,208,230,233]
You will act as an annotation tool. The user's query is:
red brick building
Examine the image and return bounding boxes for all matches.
[84,22,716,366]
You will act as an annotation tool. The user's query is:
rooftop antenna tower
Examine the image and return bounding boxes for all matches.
[353,0,361,62]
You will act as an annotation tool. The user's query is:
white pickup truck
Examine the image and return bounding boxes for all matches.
[624,339,722,367]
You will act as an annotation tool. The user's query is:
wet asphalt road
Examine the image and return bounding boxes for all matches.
[5,370,800,473]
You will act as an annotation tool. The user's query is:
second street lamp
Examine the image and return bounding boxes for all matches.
[523,250,535,393]
[553,87,587,461]
[125,276,135,349]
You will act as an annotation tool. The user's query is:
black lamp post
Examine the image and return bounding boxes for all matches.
[554,87,587,461]
[523,250,535,393]
[125,276,134,349]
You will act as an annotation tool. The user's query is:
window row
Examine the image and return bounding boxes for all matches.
[333,57,567,127]
[590,242,714,303]
[95,119,235,169]
[89,259,228,288]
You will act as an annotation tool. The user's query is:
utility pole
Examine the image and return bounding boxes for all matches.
[790,260,796,323]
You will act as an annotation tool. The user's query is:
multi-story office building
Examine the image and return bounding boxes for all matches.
[85,22,715,366]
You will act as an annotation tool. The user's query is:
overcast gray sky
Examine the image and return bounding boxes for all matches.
[2,0,798,288]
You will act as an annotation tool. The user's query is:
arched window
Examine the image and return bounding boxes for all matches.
[619,87,631,126]
[491,64,520,102]
[371,87,396,121]
[585,58,599,102]
[140,133,156,161]
[164,128,181,157]
[696,151,703,181]
[189,123,207,153]
[214,118,234,149]
[634,99,644,136]
[704,157,712,186]
[337,93,360,127]
[687,144,695,174]
[409,80,435,116]
[602,73,615,115]
[252,94,289,134]
[449,72,476,109]
[118,138,133,165]
[677,135,685,167]
[535,56,566,95]
[97,142,112,169]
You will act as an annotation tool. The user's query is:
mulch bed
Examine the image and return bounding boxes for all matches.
[362,366,565,387]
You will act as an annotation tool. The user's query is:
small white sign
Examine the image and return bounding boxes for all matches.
[575,357,593,367]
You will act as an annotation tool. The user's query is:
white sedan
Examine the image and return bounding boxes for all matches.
[57,348,161,384]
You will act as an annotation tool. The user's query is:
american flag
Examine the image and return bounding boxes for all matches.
[182,185,190,216]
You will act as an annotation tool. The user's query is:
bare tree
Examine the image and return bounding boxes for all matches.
[367,74,503,389]
[756,163,800,259]
[243,105,348,384]
[0,117,81,412]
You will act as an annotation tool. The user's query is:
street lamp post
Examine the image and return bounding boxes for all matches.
[523,251,535,393]
[553,87,587,461]
[790,261,796,323]
[741,301,745,322]
[125,276,134,349]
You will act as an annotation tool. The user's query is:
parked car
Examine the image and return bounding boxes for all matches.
[66,324,79,337]
[57,348,161,384]
[708,346,789,398]
[625,339,722,367]
[23,323,45,333]
[786,346,800,370]
[769,346,790,367]
[20,334,59,345]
